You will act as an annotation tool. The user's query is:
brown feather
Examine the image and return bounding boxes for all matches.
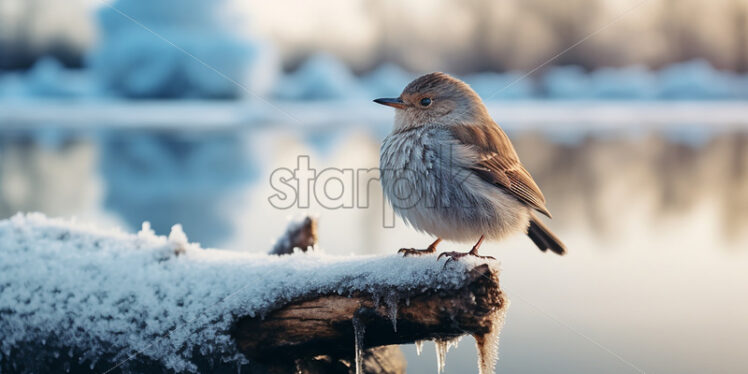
[527,213,566,255]
[450,122,552,218]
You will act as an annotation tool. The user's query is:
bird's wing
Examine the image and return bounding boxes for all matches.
[449,123,552,218]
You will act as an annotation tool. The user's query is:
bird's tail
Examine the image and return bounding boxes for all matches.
[527,213,566,255]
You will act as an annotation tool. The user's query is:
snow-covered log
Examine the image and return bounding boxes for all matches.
[0,214,507,374]
[235,263,504,374]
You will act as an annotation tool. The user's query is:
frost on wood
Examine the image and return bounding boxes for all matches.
[475,298,509,374]
[0,213,507,373]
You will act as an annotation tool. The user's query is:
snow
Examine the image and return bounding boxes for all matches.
[274,53,365,101]
[541,60,746,100]
[2,54,748,101]
[657,59,738,99]
[0,213,495,372]
[541,65,592,99]
[544,65,659,100]
[589,65,657,100]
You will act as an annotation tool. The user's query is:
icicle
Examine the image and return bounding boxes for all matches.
[474,298,509,374]
[384,292,398,332]
[352,315,366,374]
[414,340,424,356]
[435,340,448,374]
[372,292,381,309]
[434,338,461,374]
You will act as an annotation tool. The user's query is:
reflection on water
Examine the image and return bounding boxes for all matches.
[100,131,256,244]
[513,132,748,243]
[1,128,746,246]
[0,125,746,373]
[0,136,103,220]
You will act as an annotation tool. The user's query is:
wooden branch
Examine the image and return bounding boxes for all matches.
[0,215,506,374]
[233,264,505,370]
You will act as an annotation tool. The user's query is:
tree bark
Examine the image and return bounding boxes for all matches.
[233,263,505,373]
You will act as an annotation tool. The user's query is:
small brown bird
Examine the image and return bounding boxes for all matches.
[375,72,565,260]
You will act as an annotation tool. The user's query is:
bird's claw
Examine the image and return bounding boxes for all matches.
[438,251,495,268]
[437,251,462,261]
[398,247,434,257]
[438,251,466,268]
[398,247,414,256]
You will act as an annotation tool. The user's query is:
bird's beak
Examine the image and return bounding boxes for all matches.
[373,97,407,109]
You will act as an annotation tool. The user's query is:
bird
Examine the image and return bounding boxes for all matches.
[375,72,565,261]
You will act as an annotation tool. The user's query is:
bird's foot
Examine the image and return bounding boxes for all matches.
[398,247,436,257]
[438,235,493,267]
[437,250,495,266]
[398,238,442,257]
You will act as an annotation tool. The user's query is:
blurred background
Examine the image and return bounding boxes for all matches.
[1,0,747,373]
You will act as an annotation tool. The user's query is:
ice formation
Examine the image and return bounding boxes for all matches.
[273,53,365,100]
[0,213,491,372]
[3,54,748,101]
[474,298,509,374]
[0,57,99,99]
[590,65,657,99]
[384,291,399,332]
[541,65,592,99]
[434,338,461,374]
[540,59,746,100]
[90,0,278,99]
[657,59,738,99]
[414,340,424,356]
[352,315,366,374]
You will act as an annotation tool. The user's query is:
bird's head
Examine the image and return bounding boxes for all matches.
[374,72,490,132]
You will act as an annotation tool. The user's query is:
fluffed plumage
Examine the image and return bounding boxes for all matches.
[376,72,565,256]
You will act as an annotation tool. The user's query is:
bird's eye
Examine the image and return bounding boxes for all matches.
[420,97,432,107]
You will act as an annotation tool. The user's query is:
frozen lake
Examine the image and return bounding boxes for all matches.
[1,101,747,373]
